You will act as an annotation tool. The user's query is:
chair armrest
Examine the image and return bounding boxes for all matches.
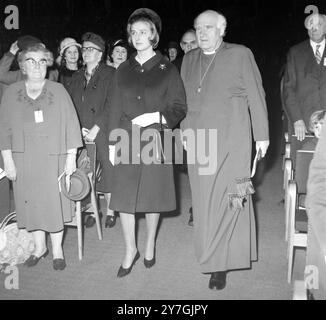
[285,142,291,159]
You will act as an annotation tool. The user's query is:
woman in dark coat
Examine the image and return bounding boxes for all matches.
[57,37,83,89]
[107,8,187,277]
[0,44,82,270]
[67,32,116,228]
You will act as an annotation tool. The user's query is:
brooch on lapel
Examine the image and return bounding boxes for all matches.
[159,64,166,70]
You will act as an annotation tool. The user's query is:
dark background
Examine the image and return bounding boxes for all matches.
[0,0,326,60]
[0,0,325,156]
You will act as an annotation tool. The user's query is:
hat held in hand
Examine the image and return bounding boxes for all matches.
[60,168,90,201]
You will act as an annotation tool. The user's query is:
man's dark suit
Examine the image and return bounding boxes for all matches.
[283,40,326,129]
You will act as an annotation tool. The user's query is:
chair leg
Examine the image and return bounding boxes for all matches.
[76,201,83,260]
[89,176,102,241]
[287,237,294,283]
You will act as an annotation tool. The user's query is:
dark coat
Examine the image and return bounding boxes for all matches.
[283,40,326,129]
[67,63,115,192]
[107,51,187,213]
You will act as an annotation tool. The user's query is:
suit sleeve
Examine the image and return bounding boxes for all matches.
[0,52,22,85]
[0,87,13,150]
[95,69,115,133]
[283,48,303,124]
[161,65,187,129]
[107,73,123,144]
[242,48,269,141]
[180,55,190,132]
[61,86,83,151]
[306,125,326,256]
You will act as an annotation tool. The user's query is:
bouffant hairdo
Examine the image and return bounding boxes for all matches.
[17,43,54,68]
[127,12,160,49]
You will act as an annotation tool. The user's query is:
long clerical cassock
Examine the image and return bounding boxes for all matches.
[181,42,269,273]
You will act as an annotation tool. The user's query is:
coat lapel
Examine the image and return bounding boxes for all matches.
[304,40,319,78]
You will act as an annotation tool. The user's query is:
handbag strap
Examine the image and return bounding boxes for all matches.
[0,212,16,229]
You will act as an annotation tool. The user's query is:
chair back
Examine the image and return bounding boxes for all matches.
[295,150,314,194]
[290,135,315,167]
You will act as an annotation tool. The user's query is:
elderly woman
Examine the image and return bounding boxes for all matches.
[67,32,116,228]
[57,37,83,88]
[106,39,129,69]
[0,44,83,270]
[107,8,187,277]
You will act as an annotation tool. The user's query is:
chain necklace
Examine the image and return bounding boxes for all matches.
[197,50,218,93]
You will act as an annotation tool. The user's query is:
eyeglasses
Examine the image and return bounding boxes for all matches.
[82,47,102,53]
[25,58,48,68]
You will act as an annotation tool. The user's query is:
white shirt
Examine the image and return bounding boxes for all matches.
[310,38,325,58]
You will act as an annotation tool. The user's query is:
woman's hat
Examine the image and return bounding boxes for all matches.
[128,8,162,35]
[59,37,81,56]
[17,35,43,51]
[60,169,90,201]
[81,32,105,52]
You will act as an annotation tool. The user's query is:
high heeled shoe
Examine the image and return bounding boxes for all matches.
[144,257,156,268]
[24,250,48,267]
[144,248,156,268]
[208,271,227,290]
[117,251,140,278]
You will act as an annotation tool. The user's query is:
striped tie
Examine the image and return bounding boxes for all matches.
[315,44,322,64]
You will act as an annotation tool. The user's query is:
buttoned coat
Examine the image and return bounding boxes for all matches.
[283,40,326,129]
[107,52,187,213]
[67,63,115,192]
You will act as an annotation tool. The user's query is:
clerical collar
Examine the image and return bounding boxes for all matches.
[202,41,223,55]
[203,50,216,55]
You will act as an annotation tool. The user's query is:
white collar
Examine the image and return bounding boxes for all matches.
[310,38,326,53]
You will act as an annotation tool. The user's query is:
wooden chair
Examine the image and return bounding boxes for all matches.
[287,150,314,283]
[283,135,314,241]
[65,142,102,260]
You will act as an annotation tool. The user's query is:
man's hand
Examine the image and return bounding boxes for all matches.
[9,41,19,56]
[294,120,308,141]
[65,153,77,192]
[256,140,269,158]
[85,125,100,142]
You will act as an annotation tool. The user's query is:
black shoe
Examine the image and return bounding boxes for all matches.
[144,256,156,268]
[105,213,117,228]
[188,207,193,226]
[209,271,227,290]
[117,251,140,278]
[53,258,66,271]
[85,215,96,228]
[24,250,48,267]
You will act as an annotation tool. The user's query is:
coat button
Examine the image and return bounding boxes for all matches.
[137,96,141,100]
[91,108,95,113]
[140,69,144,73]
